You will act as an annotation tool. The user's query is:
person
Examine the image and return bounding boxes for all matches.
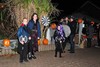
[17,18,31,63]
[67,17,77,53]
[53,24,65,58]
[27,13,41,59]
[87,21,94,48]
[61,17,71,53]
[64,17,69,24]
[96,24,100,47]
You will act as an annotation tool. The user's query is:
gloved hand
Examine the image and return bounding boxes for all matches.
[20,41,24,45]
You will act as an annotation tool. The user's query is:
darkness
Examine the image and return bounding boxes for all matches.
[51,0,100,18]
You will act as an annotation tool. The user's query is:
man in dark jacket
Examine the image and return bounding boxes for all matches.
[68,17,77,53]
[87,21,94,48]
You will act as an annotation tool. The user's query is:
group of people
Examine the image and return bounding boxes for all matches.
[53,17,77,58]
[53,16,100,58]
[17,12,100,63]
[17,13,41,63]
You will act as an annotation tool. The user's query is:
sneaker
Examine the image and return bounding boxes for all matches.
[69,51,75,53]
[68,49,71,51]
[59,56,62,58]
[32,56,36,59]
[55,55,57,57]
[24,59,28,62]
[28,57,32,60]
[20,60,23,63]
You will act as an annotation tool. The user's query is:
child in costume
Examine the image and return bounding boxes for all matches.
[53,24,65,58]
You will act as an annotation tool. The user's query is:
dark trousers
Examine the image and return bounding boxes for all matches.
[69,34,75,52]
[19,43,28,61]
[62,37,68,51]
[97,34,100,46]
[87,38,92,48]
[28,40,34,58]
[55,42,62,57]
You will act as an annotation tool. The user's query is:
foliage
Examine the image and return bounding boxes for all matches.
[0,0,60,38]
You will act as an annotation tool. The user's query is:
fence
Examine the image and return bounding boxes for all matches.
[0,39,55,56]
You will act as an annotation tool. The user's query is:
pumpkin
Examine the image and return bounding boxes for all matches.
[3,39,10,47]
[42,38,48,45]
[38,39,41,45]
[78,18,83,24]
[51,23,56,29]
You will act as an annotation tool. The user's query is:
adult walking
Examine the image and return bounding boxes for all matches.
[87,21,94,48]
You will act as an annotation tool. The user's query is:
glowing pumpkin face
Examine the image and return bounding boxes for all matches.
[51,23,56,29]
[3,39,10,47]
[78,18,83,24]
[42,39,48,45]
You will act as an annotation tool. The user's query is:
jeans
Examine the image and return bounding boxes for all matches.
[69,34,75,52]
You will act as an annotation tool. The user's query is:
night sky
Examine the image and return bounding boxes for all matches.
[51,0,100,18]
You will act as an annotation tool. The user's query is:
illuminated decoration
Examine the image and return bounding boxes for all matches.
[50,23,56,29]
[41,16,50,26]
[42,38,48,45]
[3,39,10,47]
[78,18,83,24]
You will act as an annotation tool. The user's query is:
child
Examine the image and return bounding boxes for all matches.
[53,24,65,58]
[17,18,31,63]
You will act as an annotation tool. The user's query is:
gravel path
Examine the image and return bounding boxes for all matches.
[0,47,100,67]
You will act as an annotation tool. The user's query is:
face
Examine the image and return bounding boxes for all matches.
[65,17,68,21]
[57,26,60,30]
[23,19,28,25]
[33,14,38,21]
[70,18,73,22]
[60,18,64,22]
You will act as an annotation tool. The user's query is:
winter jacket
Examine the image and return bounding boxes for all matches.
[17,25,30,42]
[27,20,41,38]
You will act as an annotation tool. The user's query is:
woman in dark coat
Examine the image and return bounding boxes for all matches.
[27,13,41,59]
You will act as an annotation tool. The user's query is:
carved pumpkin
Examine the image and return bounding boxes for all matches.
[38,39,41,45]
[42,38,48,45]
[78,18,83,24]
[51,23,56,29]
[3,39,10,47]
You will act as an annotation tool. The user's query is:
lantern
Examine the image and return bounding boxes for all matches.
[78,18,83,24]
[38,39,41,45]
[51,23,56,29]
[42,38,48,45]
[3,39,10,47]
